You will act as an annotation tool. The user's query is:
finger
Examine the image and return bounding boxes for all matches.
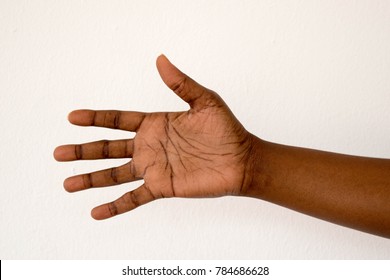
[63,161,139,192]
[68,110,146,131]
[156,54,218,110]
[91,184,156,220]
[54,139,133,161]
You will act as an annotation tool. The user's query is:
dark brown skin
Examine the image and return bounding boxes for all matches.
[54,55,390,238]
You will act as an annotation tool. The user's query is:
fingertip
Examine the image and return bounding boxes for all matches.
[67,109,94,126]
[91,208,100,220]
[67,110,78,124]
[53,145,74,162]
[155,55,212,109]
[63,176,81,193]
[53,146,62,161]
[156,53,170,63]
[156,53,173,74]
[91,206,110,220]
[155,54,184,91]
[156,53,167,64]
[54,145,76,162]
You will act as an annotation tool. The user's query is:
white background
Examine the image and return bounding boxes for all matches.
[1,0,389,259]
[2,260,390,279]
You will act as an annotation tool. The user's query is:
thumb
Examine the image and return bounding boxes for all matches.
[156,54,213,110]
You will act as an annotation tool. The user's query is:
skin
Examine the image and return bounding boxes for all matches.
[54,55,390,238]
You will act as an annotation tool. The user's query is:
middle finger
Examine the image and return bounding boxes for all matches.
[54,139,134,161]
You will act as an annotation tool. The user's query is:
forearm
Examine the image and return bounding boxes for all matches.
[244,136,390,238]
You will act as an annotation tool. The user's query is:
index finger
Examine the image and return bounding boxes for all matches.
[68,110,146,132]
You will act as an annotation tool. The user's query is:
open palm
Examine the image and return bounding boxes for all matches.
[54,55,255,219]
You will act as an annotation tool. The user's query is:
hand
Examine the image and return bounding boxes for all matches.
[54,55,255,220]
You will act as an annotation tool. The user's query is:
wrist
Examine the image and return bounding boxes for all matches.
[240,134,271,199]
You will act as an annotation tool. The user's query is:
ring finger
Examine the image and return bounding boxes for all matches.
[63,161,140,192]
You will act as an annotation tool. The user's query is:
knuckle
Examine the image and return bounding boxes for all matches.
[90,111,97,126]
[113,111,121,129]
[108,202,118,217]
[143,184,157,200]
[75,145,82,160]
[124,191,140,208]
[110,167,118,183]
[102,140,110,158]
[171,77,187,96]
[124,140,130,157]
[82,174,92,189]
[104,111,121,129]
